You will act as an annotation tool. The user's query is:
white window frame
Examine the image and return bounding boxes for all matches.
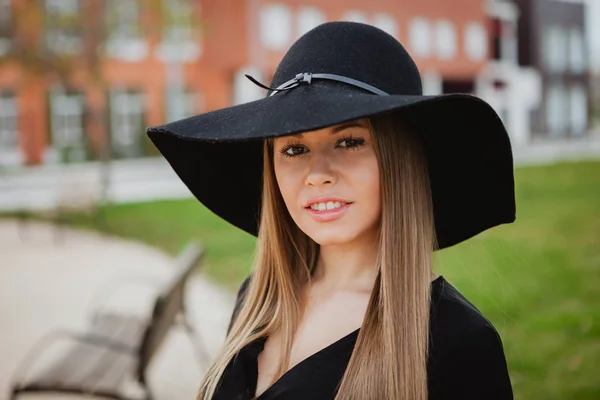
[110,89,145,158]
[165,88,202,123]
[233,66,265,105]
[372,13,398,38]
[48,88,86,163]
[544,25,568,73]
[500,20,518,64]
[156,0,202,62]
[546,82,568,136]
[421,71,443,95]
[296,6,326,38]
[260,3,292,51]
[44,0,82,55]
[569,84,587,135]
[0,91,23,167]
[464,22,487,61]
[435,19,457,60]
[568,27,586,74]
[409,18,432,58]
[106,0,148,62]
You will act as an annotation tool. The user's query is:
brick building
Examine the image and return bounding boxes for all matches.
[0,0,571,167]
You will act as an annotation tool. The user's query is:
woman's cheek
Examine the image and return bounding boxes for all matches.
[276,166,301,209]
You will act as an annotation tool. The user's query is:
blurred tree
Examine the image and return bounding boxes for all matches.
[0,0,201,222]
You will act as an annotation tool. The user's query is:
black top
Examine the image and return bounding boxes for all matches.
[213,275,513,400]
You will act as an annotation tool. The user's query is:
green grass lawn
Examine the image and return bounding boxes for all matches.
[435,161,600,399]
[11,160,599,399]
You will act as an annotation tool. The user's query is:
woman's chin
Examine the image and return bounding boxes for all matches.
[305,228,357,247]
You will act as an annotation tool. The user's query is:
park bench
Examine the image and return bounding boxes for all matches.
[9,241,208,400]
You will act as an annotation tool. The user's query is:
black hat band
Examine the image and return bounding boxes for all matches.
[245,72,390,97]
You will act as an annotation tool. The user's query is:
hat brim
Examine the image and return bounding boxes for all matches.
[147,86,515,249]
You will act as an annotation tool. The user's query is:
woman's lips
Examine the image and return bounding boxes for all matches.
[305,203,352,222]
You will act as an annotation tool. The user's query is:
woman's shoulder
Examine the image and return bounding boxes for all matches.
[430,276,500,337]
[231,274,501,337]
[230,275,505,343]
[429,277,508,366]
[428,277,513,399]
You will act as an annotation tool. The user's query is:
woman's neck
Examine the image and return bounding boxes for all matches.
[310,229,439,292]
[312,232,380,293]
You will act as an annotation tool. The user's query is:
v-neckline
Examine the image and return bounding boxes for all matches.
[248,275,445,399]
[250,327,360,399]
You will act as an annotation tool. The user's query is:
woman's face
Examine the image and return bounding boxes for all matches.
[273,118,381,246]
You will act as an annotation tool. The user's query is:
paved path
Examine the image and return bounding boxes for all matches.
[0,219,236,400]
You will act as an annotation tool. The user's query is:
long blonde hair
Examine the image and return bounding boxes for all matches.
[197,111,436,400]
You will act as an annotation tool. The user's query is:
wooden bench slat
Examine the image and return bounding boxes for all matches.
[29,313,146,394]
[13,242,204,400]
[33,341,107,389]
[87,352,137,394]
[81,314,147,393]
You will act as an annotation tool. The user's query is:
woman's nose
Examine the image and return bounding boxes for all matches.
[304,153,337,187]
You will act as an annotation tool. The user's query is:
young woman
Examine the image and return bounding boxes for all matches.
[147,21,515,400]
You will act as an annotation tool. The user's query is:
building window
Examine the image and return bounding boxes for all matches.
[109,89,145,158]
[569,28,586,73]
[372,13,398,38]
[296,6,326,38]
[0,0,12,56]
[233,67,265,105]
[49,89,87,163]
[546,82,568,136]
[421,71,442,95]
[165,89,202,123]
[569,84,587,135]
[341,10,368,24]
[107,0,140,41]
[0,91,22,167]
[544,25,567,73]
[163,0,194,43]
[409,18,432,58]
[464,22,487,61]
[260,3,292,51]
[500,20,518,63]
[45,0,82,55]
[435,20,457,60]
[106,0,148,61]
[156,0,202,62]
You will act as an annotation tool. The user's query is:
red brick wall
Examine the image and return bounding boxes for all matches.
[260,0,489,79]
[2,0,488,165]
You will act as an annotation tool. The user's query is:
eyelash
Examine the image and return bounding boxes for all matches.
[278,135,366,159]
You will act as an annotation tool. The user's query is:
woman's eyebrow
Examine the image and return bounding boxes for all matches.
[291,121,367,139]
[330,121,366,134]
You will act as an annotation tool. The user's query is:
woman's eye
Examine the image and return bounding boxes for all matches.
[337,137,365,149]
[284,146,306,157]
[279,137,364,158]
[338,140,355,148]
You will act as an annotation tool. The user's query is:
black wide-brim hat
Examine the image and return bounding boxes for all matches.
[147,21,515,249]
